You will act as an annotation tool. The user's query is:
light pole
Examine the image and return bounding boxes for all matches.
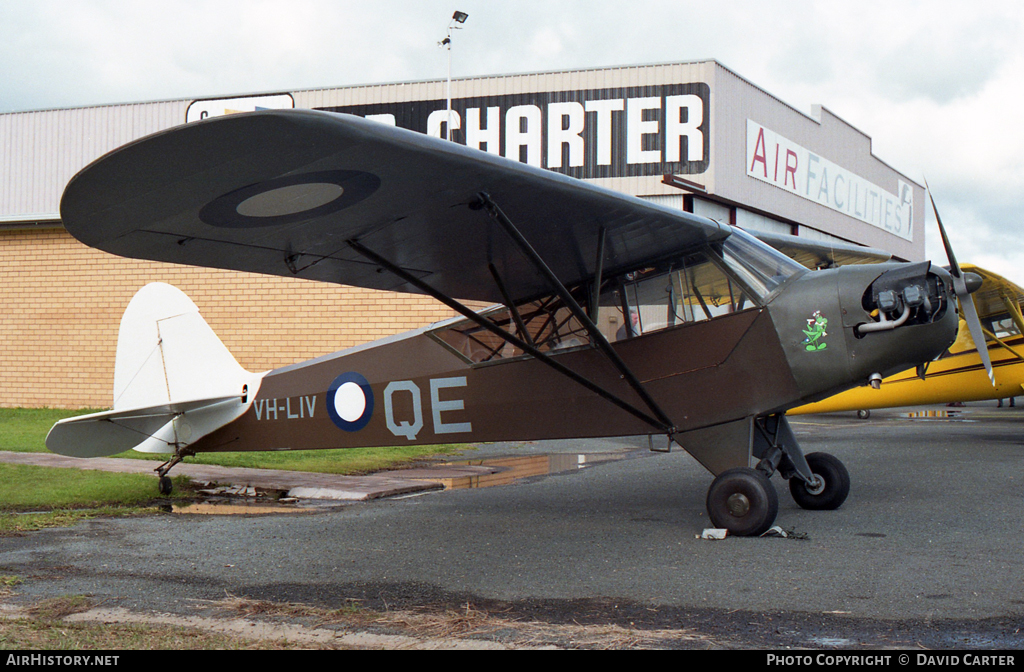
[441,11,468,141]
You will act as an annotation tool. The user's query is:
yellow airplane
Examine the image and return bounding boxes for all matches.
[791,263,1024,417]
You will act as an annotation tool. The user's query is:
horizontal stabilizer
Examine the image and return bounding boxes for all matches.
[45,396,242,458]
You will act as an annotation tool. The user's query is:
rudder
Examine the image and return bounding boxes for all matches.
[114,282,255,410]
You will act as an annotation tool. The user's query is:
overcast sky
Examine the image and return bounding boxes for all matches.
[2,0,1023,280]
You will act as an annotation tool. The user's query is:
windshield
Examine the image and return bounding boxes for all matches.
[719,227,806,300]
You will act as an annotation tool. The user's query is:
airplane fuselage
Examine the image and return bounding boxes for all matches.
[192,262,959,478]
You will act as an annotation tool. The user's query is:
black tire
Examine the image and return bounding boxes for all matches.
[706,468,779,536]
[789,452,849,510]
[856,409,871,420]
[158,476,173,495]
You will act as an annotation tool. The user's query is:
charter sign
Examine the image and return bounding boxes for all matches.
[747,120,914,242]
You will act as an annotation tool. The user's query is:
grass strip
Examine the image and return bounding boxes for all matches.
[0,408,466,474]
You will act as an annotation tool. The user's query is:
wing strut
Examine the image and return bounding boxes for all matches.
[488,263,534,348]
[589,227,607,320]
[346,239,673,434]
[471,192,678,435]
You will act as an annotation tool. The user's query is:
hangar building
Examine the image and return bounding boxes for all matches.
[0,60,924,408]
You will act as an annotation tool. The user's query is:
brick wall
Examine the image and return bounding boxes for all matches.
[0,228,466,409]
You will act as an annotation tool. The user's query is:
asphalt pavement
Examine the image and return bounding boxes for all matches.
[2,402,1023,649]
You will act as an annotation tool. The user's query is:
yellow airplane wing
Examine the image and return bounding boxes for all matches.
[790,264,1024,414]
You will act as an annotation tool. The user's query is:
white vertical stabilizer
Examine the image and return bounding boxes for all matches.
[114,283,253,410]
[47,283,264,457]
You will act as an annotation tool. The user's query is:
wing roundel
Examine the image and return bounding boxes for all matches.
[61,109,727,303]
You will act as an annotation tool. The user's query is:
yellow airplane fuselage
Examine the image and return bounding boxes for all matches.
[790,338,1024,414]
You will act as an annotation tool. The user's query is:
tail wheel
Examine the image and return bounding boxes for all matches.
[789,452,849,510]
[706,468,778,536]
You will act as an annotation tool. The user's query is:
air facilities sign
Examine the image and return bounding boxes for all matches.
[320,83,710,179]
[747,120,914,241]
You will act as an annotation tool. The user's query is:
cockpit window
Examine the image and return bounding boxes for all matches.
[432,299,592,363]
[598,247,759,341]
[986,313,1022,341]
[719,227,806,300]
[430,226,806,364]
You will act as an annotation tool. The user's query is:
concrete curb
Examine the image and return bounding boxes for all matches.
[0,451,501,502]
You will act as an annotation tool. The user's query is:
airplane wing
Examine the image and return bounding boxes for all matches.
[962,263,1024,333]
[750,230,891,269]
[61,109,729,304]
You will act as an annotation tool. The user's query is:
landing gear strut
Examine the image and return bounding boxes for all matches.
[752,414,849,510]
[702,414,850,536]
[155,446,194,495]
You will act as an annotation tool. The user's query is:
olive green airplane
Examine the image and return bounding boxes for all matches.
[47,109,979,536]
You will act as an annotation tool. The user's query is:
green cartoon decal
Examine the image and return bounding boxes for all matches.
[802,311,828,351]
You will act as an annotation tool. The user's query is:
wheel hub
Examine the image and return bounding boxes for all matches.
[726,492,751,517]
[805,474,826,496]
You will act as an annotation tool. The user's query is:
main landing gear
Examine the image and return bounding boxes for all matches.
[704,414,850,536]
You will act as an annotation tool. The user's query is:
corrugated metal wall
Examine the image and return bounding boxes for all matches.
[0,62,724,223]
[1,101,188,220]
[710,67,923,260]
[1,60,921,261]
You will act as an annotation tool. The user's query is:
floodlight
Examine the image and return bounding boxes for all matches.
[442,10,470,142]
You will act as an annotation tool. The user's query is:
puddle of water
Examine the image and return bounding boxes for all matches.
[431,453,626,490]
[904,409,974,421]
[166,451,635,512]
[168,500,312,516]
